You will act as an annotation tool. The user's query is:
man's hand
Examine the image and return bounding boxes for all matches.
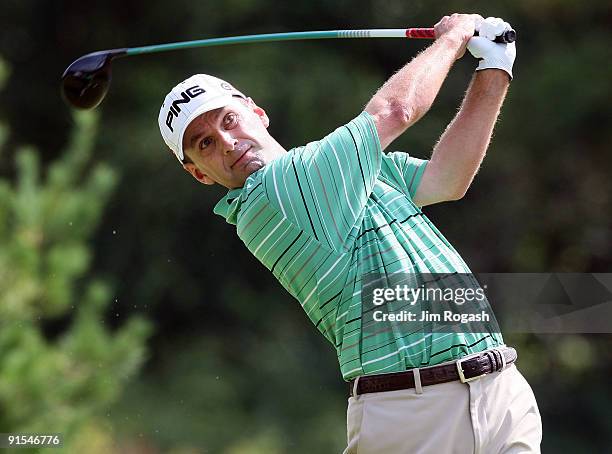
[434,13,484,60]
[468,18,517,79]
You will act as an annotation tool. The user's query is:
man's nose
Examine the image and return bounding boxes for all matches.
[219,131,237,154]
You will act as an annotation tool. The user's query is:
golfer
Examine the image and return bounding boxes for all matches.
[158,13,542,453]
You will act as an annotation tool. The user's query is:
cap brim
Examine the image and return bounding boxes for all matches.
[175,94,236,163]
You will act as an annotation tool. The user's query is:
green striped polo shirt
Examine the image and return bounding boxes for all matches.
[214,111,503,380]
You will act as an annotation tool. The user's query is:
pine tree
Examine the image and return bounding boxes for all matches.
[0,58,151,451]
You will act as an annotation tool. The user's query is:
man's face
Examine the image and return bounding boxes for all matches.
[181,97,275,189]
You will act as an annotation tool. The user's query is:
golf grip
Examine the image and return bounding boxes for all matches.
[405,28,516,43]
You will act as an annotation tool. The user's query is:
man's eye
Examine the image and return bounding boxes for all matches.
[199,137,213,150]
[224,113,237,128]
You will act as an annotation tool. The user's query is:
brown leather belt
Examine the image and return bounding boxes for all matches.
[349,347,517,397]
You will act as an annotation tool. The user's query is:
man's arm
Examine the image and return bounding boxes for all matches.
[412,60,513,206]
[365,14,480,150]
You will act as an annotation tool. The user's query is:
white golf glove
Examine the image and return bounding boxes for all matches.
[467,17,516,80]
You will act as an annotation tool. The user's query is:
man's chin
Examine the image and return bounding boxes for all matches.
[228,160,266,188]
[244,159,265,175]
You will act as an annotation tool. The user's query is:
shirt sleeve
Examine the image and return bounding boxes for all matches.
[381,151,428,199]
[260,111,382,251]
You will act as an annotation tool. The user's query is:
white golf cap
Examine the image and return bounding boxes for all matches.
[158,74,246,163]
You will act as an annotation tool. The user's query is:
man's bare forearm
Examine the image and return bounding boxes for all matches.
[427,70,509,198]
[365,14,481,150]
[365,35,463,125]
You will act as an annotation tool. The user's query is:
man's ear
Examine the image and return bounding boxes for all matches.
[183,162,215,185]
[245,97,270,128]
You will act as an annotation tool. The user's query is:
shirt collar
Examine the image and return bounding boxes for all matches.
[213,187,243,224]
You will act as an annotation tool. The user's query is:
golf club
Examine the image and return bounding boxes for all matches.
[61,28,516,110]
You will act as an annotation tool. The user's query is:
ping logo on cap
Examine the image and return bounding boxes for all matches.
[165,85,206,132]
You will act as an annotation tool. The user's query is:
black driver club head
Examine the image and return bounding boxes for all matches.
[61,49,126,109]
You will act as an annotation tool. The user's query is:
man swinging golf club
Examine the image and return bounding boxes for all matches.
[158,13,542,453]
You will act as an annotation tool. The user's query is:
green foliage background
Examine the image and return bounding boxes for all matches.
[0,0,611,452]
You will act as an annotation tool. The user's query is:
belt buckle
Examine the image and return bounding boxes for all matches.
[456,352,487,383]
[494,347,508,371]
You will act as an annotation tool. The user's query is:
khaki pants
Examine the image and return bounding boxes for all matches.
[344,364,542,454]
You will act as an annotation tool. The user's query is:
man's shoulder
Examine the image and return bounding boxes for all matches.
[274,111,379,161]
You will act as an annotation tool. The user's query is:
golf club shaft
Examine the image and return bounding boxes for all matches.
[61,27,515,109]
[126,29,435,57]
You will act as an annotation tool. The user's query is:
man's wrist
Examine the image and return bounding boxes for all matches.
[436,33,467,58]
[475,68,512,85]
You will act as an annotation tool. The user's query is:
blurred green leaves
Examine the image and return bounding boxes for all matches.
[0,112,115,318]
[0,106,151,451]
